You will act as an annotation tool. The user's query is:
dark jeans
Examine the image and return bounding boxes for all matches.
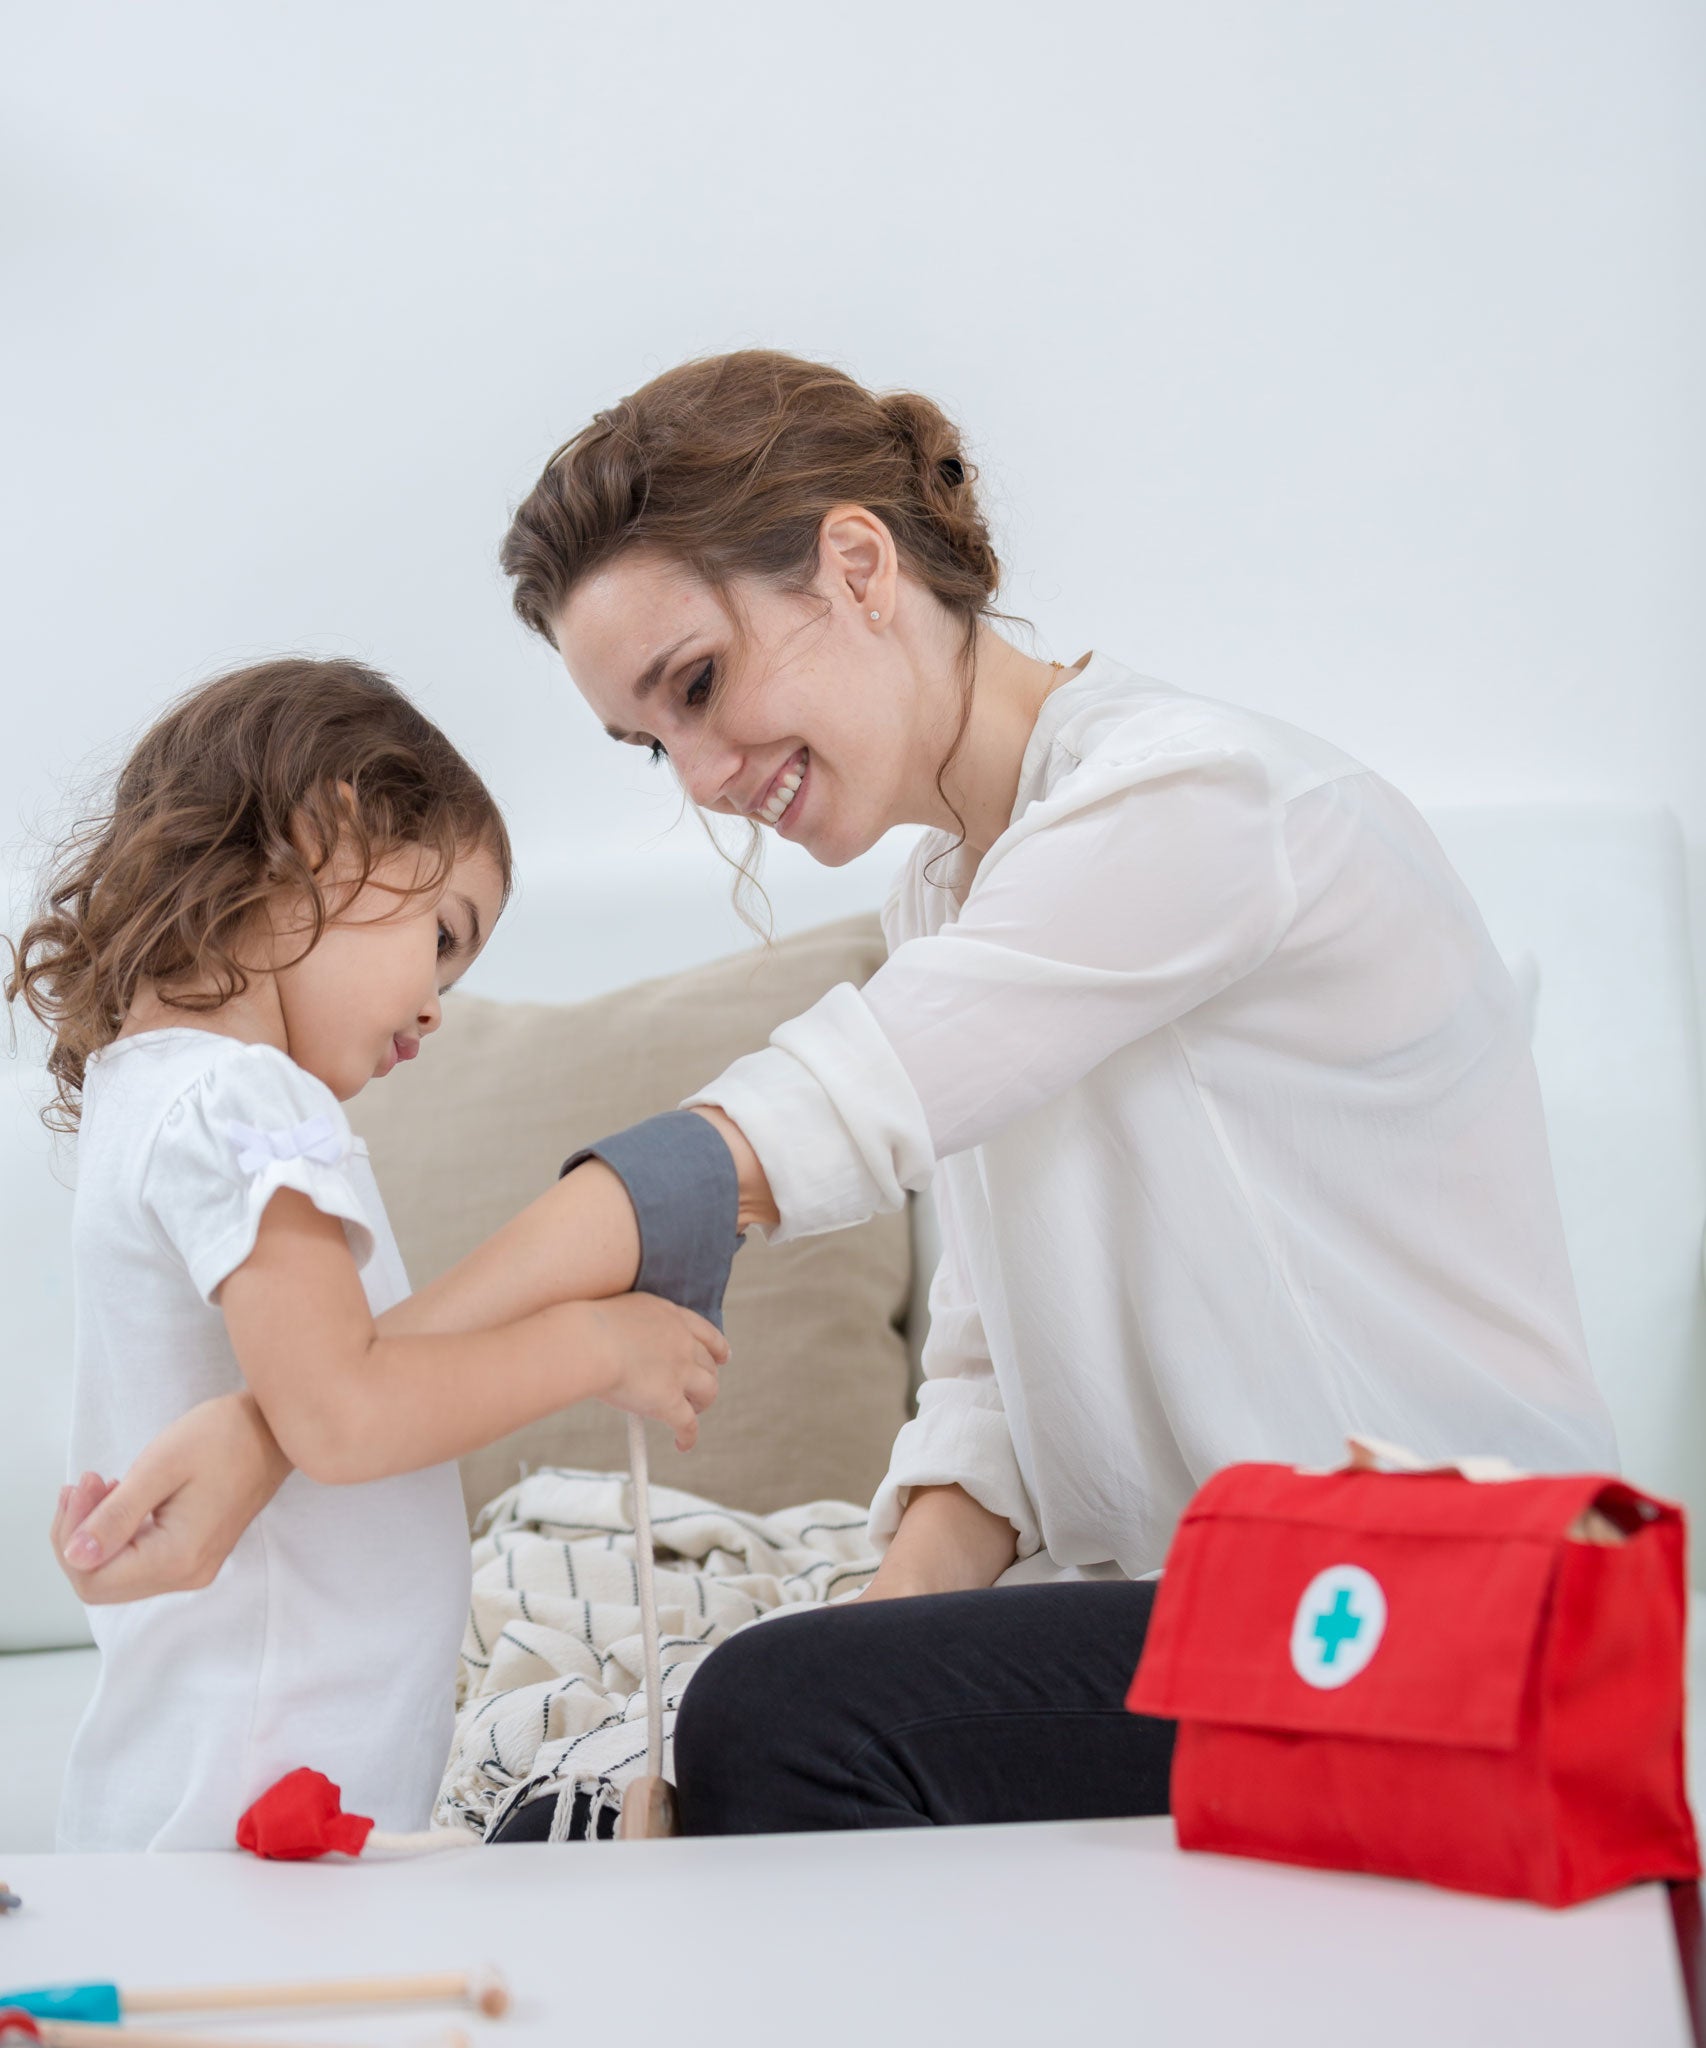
[673,1579,1176,1834]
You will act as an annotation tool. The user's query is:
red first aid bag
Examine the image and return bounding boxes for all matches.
[1126,1442,1701,1906]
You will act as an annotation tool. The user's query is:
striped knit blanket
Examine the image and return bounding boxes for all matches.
[434,1467,878,1841]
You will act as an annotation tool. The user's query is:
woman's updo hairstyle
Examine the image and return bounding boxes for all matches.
[501,350,1002,665]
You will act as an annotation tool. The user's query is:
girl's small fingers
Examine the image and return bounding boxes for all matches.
[62,1472,163,1570]
[68,1533,177,1604]
[57,1474,101,1546]
[687,1312,730,1362]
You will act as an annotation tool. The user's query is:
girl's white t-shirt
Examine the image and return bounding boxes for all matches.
[688,656,1619,1576]
[57,1030,469,1853]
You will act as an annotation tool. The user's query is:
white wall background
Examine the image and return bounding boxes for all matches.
[2,0,1702,958]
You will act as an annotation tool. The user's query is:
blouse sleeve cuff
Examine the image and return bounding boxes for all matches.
[682,981,935,1245]
[866,1403,1043,1562]
[190,1156,376,1306]
[561,1109,742,1331]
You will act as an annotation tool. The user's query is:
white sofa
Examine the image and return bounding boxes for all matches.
[3,805,1703,1854]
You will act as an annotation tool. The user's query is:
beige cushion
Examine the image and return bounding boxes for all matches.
[348,913,910,1526]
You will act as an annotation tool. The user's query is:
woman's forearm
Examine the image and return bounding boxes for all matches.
[687,1106,779,1234]
[864,1483,1019,1599]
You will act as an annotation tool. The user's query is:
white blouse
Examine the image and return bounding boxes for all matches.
[687,655,1617,1576]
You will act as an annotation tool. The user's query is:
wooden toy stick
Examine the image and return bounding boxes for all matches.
[121,1970,507,2018]
[616,1415,679,1840]
[32,2025,472,2048]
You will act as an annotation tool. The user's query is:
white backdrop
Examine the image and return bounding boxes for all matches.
[3,0,1702,965]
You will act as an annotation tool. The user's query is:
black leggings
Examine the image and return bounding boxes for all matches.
[672,1579,1176,1834]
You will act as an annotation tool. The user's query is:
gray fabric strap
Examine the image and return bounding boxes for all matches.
[560,1109,743,1332]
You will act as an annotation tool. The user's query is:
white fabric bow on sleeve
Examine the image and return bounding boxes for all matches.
[224,1114,346,1176]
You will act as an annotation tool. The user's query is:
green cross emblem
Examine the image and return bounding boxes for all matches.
[1312,1587,1363,1664]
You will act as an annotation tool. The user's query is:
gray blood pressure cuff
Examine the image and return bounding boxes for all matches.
[560,1109,744,1332]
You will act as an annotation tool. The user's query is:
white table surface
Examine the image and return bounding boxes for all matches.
[1,1819,1692,2048]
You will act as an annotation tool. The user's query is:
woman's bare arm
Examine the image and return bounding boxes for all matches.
[692,1105,779,1232]
[859,1483,1019,1600]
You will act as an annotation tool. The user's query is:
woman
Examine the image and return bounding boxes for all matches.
[55,349,1617,1836]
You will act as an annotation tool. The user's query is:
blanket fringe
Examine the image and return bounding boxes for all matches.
[441,1468,877,1842]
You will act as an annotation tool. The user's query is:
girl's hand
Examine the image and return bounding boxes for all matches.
[586,1292,728,1452]
[51,1470,121,1576]
[52,1392,291,1601]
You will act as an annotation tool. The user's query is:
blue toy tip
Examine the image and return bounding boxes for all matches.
[0,1988,123,2026]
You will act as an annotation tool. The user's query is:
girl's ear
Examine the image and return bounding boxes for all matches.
[286,783,362,873]
[817,505,898,624]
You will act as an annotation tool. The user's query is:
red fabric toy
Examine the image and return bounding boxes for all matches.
[1127,1441,1702,1907]
[237,1769,376,1859]
[236,1768,476,1860]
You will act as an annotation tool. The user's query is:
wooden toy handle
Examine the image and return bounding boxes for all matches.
[1343,1435,1524,1482]
[41,2025,472,2048]
[627,1414,665,1784]
[616,1415,679,1839]
[125,1970,506,2016]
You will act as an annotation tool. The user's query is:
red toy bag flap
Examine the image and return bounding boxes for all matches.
[1128,1457,1671,1749]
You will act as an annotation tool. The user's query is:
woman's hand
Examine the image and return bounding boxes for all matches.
[585,1292,728,1452]
[858,1483,1020,1602]
[52,1392,291,1600]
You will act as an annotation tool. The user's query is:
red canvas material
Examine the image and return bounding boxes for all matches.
[1127,1458,1701,1906]
[236,1767,375,1859]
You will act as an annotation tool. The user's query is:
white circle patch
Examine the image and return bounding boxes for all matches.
[1290,1564,1387,1689]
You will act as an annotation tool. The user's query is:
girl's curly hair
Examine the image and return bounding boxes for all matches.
[5,656,512,1131]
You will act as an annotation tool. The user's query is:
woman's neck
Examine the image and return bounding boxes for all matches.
[928,628,1086,873]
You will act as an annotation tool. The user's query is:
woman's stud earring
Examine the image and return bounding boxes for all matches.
[870,610,880,621]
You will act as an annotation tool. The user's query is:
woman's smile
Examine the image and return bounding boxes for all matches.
[754,747,809,830]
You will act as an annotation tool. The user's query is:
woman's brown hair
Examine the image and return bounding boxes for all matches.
[4,657,512,1131]
[502,350,1001,644]
[500,350,1009,900]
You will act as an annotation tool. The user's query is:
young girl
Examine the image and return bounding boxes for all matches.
[7,656,726,1851]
